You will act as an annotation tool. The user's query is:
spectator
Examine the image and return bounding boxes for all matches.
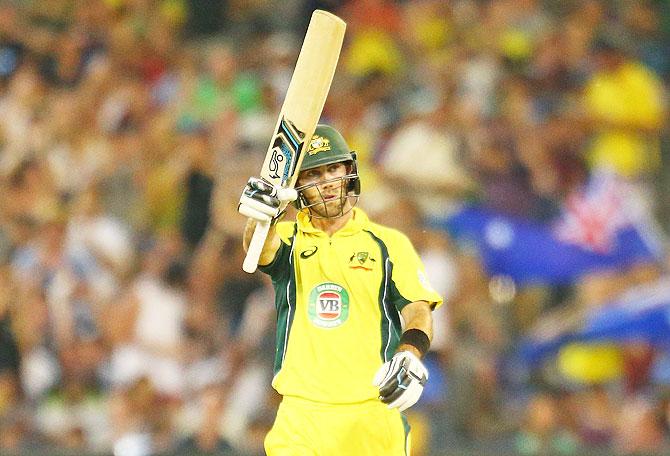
[579,30,666,179]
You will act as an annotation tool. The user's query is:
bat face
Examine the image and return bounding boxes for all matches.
[267,117,306,187]
[257,10,346,191]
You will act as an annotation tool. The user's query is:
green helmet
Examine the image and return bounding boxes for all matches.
[300,124,355,171]
[294,124,361,216]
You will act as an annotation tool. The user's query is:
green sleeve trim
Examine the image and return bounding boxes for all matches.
[389,277,413,311]
[364,230,403,362]
[268,224,298,376]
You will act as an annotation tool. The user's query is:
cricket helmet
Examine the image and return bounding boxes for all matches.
[300,125,355,171]
[295,124,360,216]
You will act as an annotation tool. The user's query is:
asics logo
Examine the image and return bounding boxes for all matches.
[300,246,318,259]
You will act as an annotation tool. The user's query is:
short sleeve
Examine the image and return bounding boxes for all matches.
[387,231,443,311]
[258,222,296,280]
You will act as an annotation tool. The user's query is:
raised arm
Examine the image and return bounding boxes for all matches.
[238,177,297,268]
[242,218,281,266]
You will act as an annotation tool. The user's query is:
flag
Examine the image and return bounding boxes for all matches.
[518,277,670,365]
[580,278,670,344]
[435,171,662,286]
[554,170,658,254]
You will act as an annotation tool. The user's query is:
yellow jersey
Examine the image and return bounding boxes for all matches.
[259,208,443,404]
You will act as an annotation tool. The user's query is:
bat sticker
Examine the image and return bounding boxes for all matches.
[269,117,305,185]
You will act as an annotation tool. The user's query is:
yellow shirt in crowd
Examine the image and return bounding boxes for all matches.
[583,61,665,177]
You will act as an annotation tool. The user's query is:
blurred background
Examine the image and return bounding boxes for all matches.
[0,0,669,455]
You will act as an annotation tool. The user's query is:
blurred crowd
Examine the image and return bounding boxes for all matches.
[0,0,669,455]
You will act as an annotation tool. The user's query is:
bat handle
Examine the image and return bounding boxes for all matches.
[243,220,271,273]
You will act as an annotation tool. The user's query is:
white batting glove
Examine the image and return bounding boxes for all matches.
[372,351,428,412]
[238,177,297,222]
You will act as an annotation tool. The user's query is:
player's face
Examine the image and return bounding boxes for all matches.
[297,162,351,217]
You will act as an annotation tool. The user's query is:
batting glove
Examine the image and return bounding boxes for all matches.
[238,177,297,222]
[372,351,428,412]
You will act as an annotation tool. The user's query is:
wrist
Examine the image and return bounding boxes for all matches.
[398,329,430,359]
[396,346,422,360]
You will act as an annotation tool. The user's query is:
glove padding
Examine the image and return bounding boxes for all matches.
[372,351,428,412]
[238,177,297,222]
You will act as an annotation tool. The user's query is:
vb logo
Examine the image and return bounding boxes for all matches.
[308,282,349,328]
[317,292,341,320]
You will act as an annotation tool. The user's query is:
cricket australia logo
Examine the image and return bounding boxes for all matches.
[349,251,376,271]
[307,134,331,155]
[268,117,305,185]
[308,282,350,328]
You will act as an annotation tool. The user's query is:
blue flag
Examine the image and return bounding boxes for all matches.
[518,278,670,365]
[436,172,662,286]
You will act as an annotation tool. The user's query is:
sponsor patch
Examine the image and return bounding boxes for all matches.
[308,282,350,328]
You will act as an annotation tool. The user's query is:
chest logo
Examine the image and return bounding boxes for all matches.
[300,246,318,259]
[349,251,376,271]
[308,282,350,328]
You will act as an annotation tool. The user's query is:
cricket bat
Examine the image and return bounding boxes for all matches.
[242,10,346,273]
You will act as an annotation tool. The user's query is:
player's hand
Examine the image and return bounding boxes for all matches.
[372,351,428,412]
[238,177,297,222]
